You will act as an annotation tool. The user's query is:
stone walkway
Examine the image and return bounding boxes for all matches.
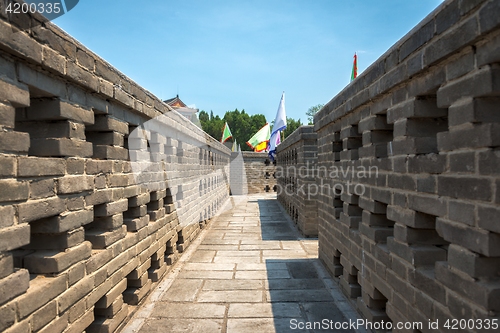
[121,194,368,333]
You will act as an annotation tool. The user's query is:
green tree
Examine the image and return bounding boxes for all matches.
[306,104,324,125]
[283,117,303,138]
[199,109,267,151]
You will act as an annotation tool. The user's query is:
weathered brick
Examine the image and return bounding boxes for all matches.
[0,76,30,107]
[128,194,150,208]
[477,28,500,66]
[0,102,15,128]
[408,266,446,304]
[29,178,56,199]
[0,179,29,202]
[29,228,84,250]
[85,225,127,249]
[30,138,93,157]
[393,118,447,138]
[93,145,129,160]
[16,120,86,140]
[92,214,123,230]
[86,115,129,134]
[436,218,500,256]
[17,62,67,98]
[0,302,15,332]
[0,269,29,306]
[449,150,475,173]
[0,130,30,153]
[408,193,447,217]
[399,18,435,62]
[0,205,17,234]
[437,175,491,201]
[407,65,446,97]
[33,301,57,331]
[16,274,66,319]
[76,49,95,71]
[448,200,475,226]
[387,237,447,266]
[20,99,94,125]
[387,205,436,229]
[66,61,99,92]
[478,148,500,175]
[59,153,80,171]
[18,157,66,177]
[64,308,94,333]
[0,155,15,177]
[42,45,66,75]
[95,278,127,309]
[477,204,500,233]
[446,46,475,81]
[24,241,92,274]
[391,136,438,155]
[438,123,500,151]
[85,189,113,206]
[448,244,500,278]
[0,18,43,69]
[394,223,447,245]
[449,97,500,127]
[17,196,65,223]
[437,66,500,108]
[425,15,479,67]
[86,160,113,175]
[435,261,500,311]
[387,97,447,124]
[86,132,124,146]
[57,274,94,313]
[58,175,94,194]
[479,0,500,33]
[387,173,416,191]
[94,199,128,217]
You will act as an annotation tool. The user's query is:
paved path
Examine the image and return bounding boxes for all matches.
[121,194,368,333]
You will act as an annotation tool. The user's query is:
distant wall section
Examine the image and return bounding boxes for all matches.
[276,126,318,237]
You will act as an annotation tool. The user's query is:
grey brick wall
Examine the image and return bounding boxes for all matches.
[276,0,500,330]
[0,5,231,333]
[236,152,277,195]
[276,126,318,237]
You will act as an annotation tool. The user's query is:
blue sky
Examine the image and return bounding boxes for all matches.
[53,0,443,123]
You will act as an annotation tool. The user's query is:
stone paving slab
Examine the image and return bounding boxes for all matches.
[121,194,370,333]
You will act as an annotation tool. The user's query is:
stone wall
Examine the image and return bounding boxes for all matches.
[276,126,318,237]
[311,0,500,330]
[0,4,230,333]
[240,151,277,194]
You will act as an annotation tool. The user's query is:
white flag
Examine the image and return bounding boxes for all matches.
[269,92,286,160]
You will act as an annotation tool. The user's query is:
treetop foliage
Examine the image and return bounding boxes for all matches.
[199,109,302,151]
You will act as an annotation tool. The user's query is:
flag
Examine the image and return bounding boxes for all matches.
[231,139,238,152]
[246,123,270,151]
[254,141,268,152]
[268,92,286,160]
[221,122,232,143]
[351,53,358,81]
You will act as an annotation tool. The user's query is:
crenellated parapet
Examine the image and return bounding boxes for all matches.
[276,0,500,330]
[0,3,231,333]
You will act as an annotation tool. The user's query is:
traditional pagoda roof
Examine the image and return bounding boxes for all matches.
[164,94,187,108]
[163,94,199,125]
